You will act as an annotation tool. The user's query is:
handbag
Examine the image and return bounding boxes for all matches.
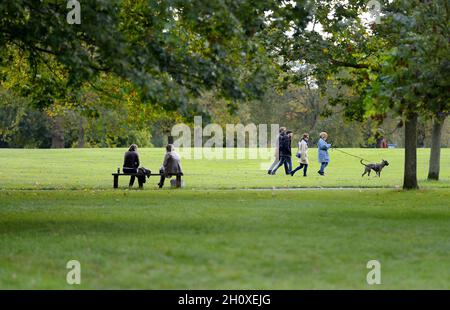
[296,151,301,158]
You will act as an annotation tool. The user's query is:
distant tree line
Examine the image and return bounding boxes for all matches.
[1,85,448,149]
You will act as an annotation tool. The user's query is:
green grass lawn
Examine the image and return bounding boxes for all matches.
[0,189,449,289]
[0,148,449,289]
[0,148,448,189]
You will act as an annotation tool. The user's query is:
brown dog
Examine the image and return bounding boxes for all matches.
[361,159,389,177]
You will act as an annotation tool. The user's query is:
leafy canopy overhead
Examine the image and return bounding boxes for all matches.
[0,0,303,109]
[272,0,449,122]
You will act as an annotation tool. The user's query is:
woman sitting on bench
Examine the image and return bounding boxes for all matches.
[123,144,145,188]
[158,144,183,188]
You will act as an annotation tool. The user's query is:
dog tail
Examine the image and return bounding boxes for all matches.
[360,159,368,167]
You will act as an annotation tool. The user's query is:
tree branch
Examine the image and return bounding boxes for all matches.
[330,60,372,69]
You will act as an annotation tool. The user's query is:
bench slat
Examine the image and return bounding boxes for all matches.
[112,173,162,176]
[112,172,182,189]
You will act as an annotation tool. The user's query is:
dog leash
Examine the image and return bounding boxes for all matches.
[332,147,368,162]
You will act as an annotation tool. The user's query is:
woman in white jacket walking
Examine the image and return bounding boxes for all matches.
[291,133,309,177]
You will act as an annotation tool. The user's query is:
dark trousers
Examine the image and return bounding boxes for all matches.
[272,155,292,174]
[158,168,165,188]
[159,169,183,188]
[319,162,329,174]
[291,163,308,176]
[123,167,144,188]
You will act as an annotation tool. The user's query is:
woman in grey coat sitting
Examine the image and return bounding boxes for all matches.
[158,144,183,188]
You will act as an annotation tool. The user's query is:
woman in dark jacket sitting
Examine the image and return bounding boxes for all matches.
[123,144,144,188]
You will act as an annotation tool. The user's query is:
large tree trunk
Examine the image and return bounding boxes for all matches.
[51,116,65,148]
[403,113,418,190]
[427,115,446,180]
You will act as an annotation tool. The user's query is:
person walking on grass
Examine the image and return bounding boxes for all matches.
[291,133,309,177]
[271,130,293,175]
[317,132,331,176]
[268,127,286,175]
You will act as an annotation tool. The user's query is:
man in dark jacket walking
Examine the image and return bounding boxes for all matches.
[271,130,293,175]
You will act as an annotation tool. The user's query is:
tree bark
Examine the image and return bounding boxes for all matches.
[51,116,65,148]
[427,115,445,180]
[403,113,418,190]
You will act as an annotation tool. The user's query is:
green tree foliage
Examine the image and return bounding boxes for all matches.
[0,88,51,148]
[0,0,279,109]
[239,84,368,147]
[372,0,449,182]
[0,86,156,148]
[270,0,449,189]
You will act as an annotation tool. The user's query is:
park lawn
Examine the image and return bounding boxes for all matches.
[0,148,448,190]
[0,189,449,289]
[0,148,448,289]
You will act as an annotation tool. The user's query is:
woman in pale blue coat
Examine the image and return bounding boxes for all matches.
[317,132,331,176]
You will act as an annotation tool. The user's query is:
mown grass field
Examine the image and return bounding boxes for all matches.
[0,148,449,289]
[0,148,448,189]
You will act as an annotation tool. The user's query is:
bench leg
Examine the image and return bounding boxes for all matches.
[176,175,182,188]
[113,175,119,189]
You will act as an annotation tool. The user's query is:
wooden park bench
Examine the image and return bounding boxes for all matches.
[112,170,182,189]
